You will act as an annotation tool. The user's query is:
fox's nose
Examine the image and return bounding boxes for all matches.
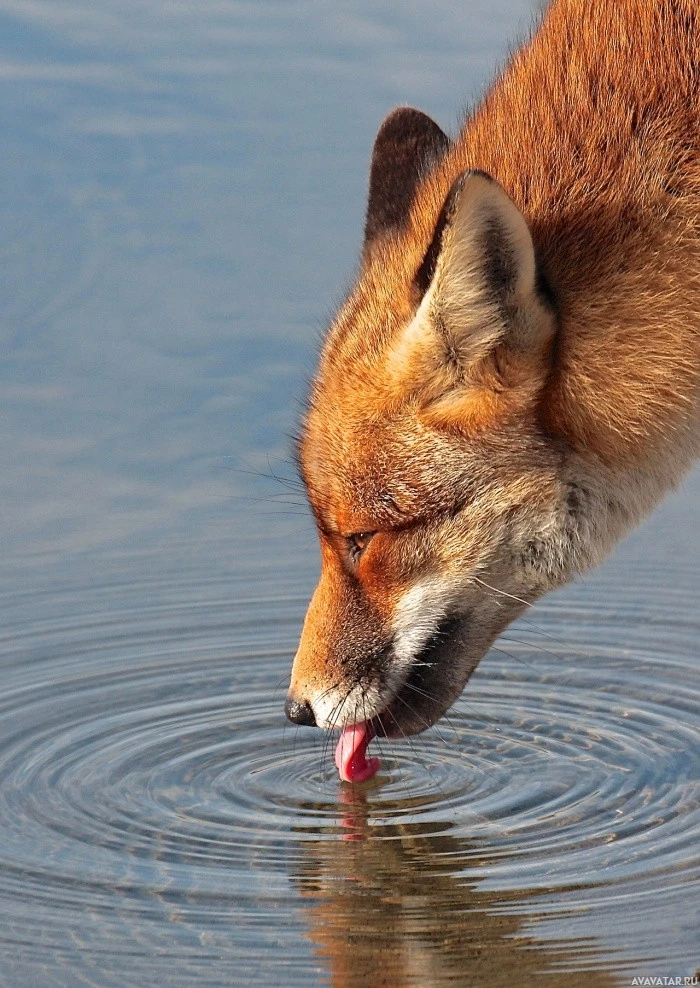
[284,695,317,726]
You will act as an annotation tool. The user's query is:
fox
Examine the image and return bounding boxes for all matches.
[284,0,700,782]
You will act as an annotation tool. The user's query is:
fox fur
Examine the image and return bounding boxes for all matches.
[286,0,700,739]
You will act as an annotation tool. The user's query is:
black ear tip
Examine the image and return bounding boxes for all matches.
[372,106,450,161]
[375,106,444,140]
[378,106,423,127]
[364,107,450,247]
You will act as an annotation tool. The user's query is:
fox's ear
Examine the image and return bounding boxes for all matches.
[425,170,554,364]
[392,171,556,408]
[363,107,449,248]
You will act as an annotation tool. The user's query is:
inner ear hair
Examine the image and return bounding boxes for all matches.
[415,170,499,299]
[387,171,556,411]
[429,171,556,368]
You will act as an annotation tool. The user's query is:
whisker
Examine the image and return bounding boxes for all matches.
[489,642,541,675]
[500,634,578,668]
[389,688,455,755]
[367,710,418,810]
[218,491,307,504]
[381,704,457,816]
[243,509,313,517]
[473,574,532,609]
[219,459,306,493]
[272,674,290,703]
[320,683,353,781]
[320,695,344,781]
[473,573,593,663]
[398,679,463,745]
[504,619,594,660]
[402,679,490,739]
[267,452,307,493]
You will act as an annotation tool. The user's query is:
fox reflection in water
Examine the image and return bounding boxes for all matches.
[292,789,617,988]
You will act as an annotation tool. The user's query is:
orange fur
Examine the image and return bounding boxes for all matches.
[332,0,700,466]
[287,0,700,741]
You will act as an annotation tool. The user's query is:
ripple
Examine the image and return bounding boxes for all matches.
[0,562,697,982]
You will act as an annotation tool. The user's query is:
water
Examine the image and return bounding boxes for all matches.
[1,1,698,984]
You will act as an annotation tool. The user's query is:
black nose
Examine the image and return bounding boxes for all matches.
[284,696,317,726]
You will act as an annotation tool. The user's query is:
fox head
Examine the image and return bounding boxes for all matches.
[285,108,601,739]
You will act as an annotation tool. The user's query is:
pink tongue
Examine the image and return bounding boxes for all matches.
[334,722,381,783]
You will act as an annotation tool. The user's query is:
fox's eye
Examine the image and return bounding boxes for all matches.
[347,531,376,563]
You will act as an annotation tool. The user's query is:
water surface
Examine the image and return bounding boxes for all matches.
[1,1,698,984]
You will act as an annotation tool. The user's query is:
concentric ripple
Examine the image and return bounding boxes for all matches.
[0,556,697,985]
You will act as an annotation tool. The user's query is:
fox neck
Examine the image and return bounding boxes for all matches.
[555,454,670,583]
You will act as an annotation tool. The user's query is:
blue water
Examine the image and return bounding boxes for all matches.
[1,1,698,984]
